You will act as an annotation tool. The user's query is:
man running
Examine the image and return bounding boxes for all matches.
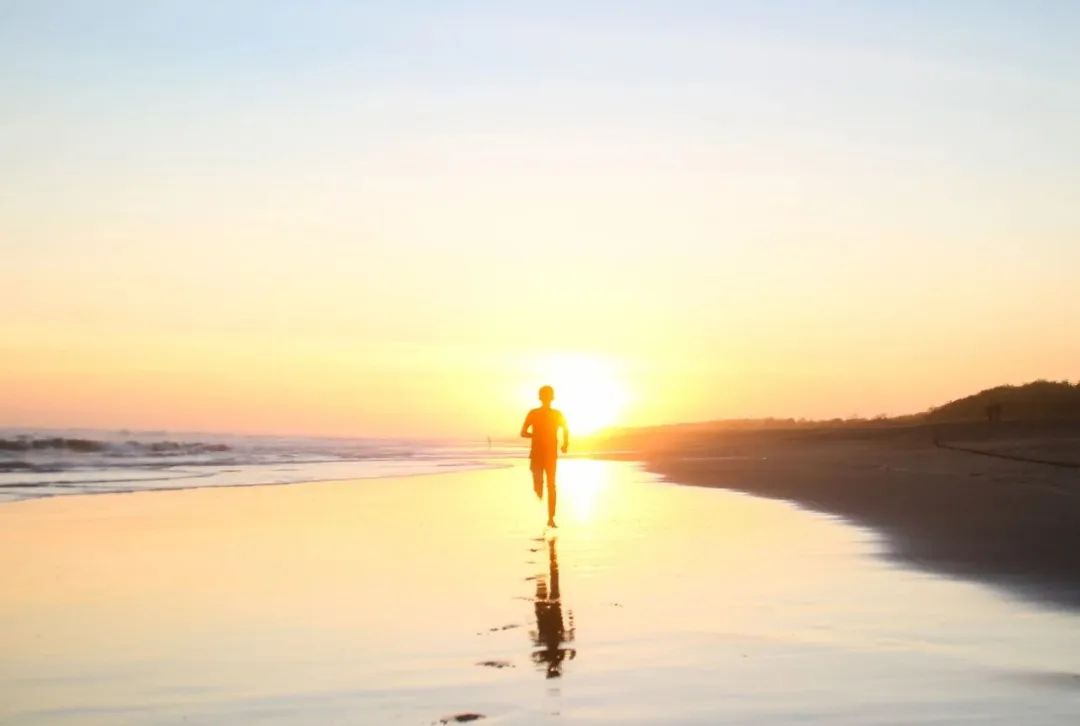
[520,385,569,527]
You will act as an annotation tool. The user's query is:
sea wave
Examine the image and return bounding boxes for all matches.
[0,429,518,503]
[0,436,230,460]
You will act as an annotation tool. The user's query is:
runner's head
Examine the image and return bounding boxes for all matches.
[538,385,555,405]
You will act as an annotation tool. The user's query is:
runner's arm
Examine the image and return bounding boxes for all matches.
[520,411,533,438]
[560,414,569,453]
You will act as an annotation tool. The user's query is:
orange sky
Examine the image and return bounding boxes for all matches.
[3,3,1079,437]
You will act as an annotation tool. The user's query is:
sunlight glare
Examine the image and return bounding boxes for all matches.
[558,459,612,524]
[525,353,629,435]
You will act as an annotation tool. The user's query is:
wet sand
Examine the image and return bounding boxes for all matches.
[2,459,1080,723]
[632,422,1080,610]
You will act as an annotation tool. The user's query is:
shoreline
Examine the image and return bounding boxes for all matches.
[625,423,1080,611]
[11,427,1080,615]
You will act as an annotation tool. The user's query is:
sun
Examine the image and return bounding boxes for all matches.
[525,353,629,435]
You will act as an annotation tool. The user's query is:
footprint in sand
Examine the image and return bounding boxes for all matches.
[476,660,514,669]
[436,714,485,724]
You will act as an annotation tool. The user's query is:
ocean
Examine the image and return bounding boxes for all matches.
[0,429,509,504]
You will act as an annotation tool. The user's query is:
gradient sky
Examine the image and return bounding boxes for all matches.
[3,1,1079,437]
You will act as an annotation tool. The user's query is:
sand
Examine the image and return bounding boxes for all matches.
[633,422,1080,610]
[3,458,1080,723]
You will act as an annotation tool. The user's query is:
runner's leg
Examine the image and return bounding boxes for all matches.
[531,459,544,499]
[546,460,557,522]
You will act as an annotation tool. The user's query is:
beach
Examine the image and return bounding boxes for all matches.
[3,458,1080,724]
[629,422,1080,610]
[7,1,1080,722]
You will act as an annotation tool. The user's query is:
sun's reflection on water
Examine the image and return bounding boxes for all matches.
[558,458,612,525]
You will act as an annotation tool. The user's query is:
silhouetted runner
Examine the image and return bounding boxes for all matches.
[520,385,569,527]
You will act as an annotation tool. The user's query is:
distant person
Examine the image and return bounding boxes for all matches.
[520,385,569,527]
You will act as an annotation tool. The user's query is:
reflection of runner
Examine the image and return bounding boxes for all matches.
[531,537,575,678]
[520,385,569,528]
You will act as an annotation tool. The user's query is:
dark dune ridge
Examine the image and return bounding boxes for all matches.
[601,419,1080,610]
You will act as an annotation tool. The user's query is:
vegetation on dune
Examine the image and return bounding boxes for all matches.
[926,380,1080,423]
[585,380,1080,447]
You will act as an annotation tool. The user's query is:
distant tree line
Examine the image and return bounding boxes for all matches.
[587,380,1080,446]
[925,380,1080,423]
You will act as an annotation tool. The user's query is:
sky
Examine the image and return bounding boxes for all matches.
[3,1,1079,437]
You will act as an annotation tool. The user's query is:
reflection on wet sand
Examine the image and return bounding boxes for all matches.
[530,536,575,678]
[7,462,1080,722]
